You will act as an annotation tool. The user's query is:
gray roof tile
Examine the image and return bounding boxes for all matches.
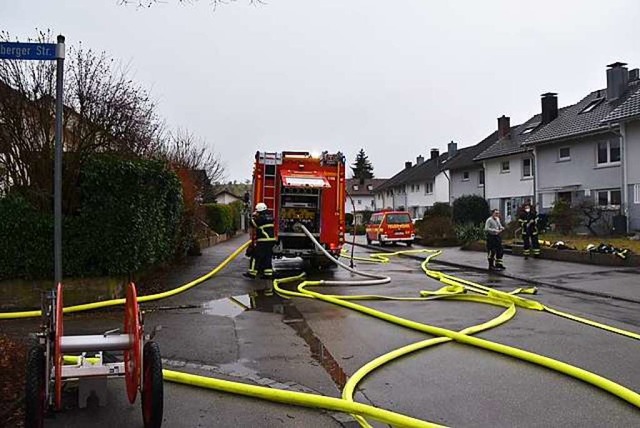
[601,86,640,123]
[474,114,542,161]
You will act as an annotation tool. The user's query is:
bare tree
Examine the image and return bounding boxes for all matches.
[578,200,605,236]
[160,129,225,184]
[118,0,266,9]
[0,30,164,212]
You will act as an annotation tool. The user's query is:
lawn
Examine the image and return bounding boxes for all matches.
[505,233,640,253]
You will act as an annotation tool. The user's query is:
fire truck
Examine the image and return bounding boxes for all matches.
[251,151,346,268]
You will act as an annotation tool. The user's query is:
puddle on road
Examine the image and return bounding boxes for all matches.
[202,294,251,317]
[202,289,348,389]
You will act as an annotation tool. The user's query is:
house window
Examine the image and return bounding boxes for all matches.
[357,199,362,205]
[462,171,470,181]
[353,185,359,191]
[522,158,532,178]
[501,161,510,173]
[635,184,640,204]
[425,182,434,194]
[596,189,621,208]
[559,147,571,161]
[580,98,604,114]
[597,140,621,165]
[367,185,373,191]
[479,170,485,186]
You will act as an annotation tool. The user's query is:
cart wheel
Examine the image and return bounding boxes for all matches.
[142,341,163,428]
[25,345,46,428]
[124,282,141,404]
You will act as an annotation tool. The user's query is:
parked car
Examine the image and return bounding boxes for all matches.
[365,210,415,246]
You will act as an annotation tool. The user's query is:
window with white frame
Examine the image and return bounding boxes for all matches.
[522,158,533,178]
[353,185,359,191]
[501,161,510,173]
[597,140,621,165]
[425,182,434,194]
[596,189,621,208]
[559,147,571,161]
[635,184,640,204]
[462,171,470,181]
[367,185,373,191]
[357,199,362,205]
[478,170,485,186]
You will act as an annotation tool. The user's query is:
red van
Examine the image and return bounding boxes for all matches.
[365,211,415,246]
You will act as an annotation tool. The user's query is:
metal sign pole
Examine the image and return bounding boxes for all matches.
[54,35,65,285]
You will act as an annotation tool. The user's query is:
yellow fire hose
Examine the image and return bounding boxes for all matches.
[3,235,640,427]
[0,241,250,320]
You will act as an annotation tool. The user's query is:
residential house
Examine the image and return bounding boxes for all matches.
[373,149,451,219]
[345,178,386,223]
[214,189,242,205]
[599,71,640,231]
[474,114,542,223]
[442,135,498,202]
[524,62,640,233]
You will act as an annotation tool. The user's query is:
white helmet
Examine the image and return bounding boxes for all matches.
[255,202,268,212]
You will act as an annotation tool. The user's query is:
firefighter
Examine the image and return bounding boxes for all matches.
[484,209,506,271]
[244,202,276,279]
[518,203,540,259]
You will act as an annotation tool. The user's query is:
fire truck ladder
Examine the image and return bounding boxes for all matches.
[258,152,283,214]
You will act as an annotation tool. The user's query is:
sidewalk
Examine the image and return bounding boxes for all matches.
[430,246,640,304]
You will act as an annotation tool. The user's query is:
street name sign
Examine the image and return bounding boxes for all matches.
[0,42,57,60]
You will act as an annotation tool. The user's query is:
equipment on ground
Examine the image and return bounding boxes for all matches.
[251,151,346,269]
[25,283,163,428]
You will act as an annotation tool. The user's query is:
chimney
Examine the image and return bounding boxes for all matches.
[416,155,424,165]
[497,115,510,139]
[630,68,639,82]
[404,161,412,169]
[541,92,558,124]
[447,141,458,159]
[430,148,439,160]
[606,62,629,101]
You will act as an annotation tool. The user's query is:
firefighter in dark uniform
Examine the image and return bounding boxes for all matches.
[484,209,506,271]
[518,203,540,259]
[244,202,276,279]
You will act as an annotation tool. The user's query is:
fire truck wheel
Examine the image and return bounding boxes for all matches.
[366,235,372,245]
[25,345,46,428]
[142,341,163,428]
[406,241,413,247]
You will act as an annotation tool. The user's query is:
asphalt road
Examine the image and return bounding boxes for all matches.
[3,233,640,427]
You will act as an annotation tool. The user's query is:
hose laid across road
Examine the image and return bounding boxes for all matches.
[3,233,640,427]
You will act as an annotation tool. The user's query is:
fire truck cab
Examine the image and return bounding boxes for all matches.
[251,151,346,268]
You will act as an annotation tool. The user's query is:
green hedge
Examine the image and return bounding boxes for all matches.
[204,203,233,234]
[452,195,489,225]
[0,155,183,279]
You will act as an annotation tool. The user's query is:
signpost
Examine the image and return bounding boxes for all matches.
[0,36,65,284]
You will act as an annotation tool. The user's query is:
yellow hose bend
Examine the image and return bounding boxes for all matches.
[0,241,250,319]
[162,368,445,428]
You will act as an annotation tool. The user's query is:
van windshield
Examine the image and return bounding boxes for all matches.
[385,213,411,224]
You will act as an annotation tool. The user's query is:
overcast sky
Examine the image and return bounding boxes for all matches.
[4,0,639,181]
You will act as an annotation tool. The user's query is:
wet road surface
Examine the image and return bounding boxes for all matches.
[2,234,639,427]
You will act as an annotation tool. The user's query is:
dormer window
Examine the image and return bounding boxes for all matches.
[580,98,604,114]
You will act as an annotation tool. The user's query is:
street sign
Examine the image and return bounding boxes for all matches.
[0,42,57,60]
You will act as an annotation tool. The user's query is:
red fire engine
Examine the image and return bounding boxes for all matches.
[251,151,346,268]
